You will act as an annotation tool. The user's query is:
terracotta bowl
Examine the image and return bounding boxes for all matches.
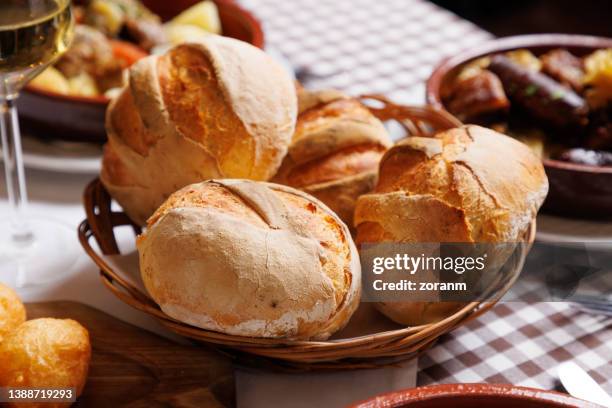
[427,34,612,219]
[18,0,264,143]
[350,384,598,408]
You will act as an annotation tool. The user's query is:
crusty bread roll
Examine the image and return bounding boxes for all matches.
[0,283,26,342]
[0,318,91,408]
[355,125,548,325]
[272,89,392,226]
[137,179,361,340]
[101,36,297,225]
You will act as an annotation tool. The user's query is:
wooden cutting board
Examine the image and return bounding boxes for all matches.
[26,301,235,408]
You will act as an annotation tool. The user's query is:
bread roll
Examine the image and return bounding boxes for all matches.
[0,318,91,408]
[137,179,361,340]
[0,283,26,342]
[273,89,391,226]
[355,125,548,325]
[101,37,297,225]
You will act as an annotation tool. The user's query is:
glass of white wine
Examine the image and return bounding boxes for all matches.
[0,0,75,287]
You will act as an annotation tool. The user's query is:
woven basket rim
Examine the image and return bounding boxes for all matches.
[78,98,535,370]
[80,212,532,346]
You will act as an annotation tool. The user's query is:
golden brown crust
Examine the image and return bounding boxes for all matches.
[357,125,548,243]
[157,45,254,175]
[290,97,390,164]
[303,171,379,228]
[0,284,26,343]
[296,88,346,114]
[0,318,90,408]
[101,38,297,225]
[295,97,371,141]
[100,142,137,189]
[138,179,361,340]
[284,145,384,188]
[108,88,159,157]
[355,193,473,243]
[273,89,391,226]
[146,182,267,229]
[355,125,548,327]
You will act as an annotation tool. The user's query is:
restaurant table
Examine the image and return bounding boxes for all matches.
[1,0,611,407]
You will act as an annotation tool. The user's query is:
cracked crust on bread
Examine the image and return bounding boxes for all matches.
[138,179,361,340]
[101,37,297,225]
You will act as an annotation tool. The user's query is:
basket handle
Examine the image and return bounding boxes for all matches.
[80,178,157,309]
[359,94,462,137]
[82,178,141,255]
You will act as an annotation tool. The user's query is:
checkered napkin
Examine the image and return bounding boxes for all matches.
[238,0,612,395]
[418,302,612,393]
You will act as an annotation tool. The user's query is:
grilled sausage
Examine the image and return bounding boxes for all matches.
[488,55,589,128]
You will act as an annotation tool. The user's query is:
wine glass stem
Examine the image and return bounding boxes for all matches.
[1,94,33,246]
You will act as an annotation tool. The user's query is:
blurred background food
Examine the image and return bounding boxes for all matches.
[443,47,612,167]
[18,0,262,143]
[431,0,612,171]
[29,0,222,98]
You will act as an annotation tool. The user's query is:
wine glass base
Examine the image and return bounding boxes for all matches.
[0,217,79,288]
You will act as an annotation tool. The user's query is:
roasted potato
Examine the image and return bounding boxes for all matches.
[0,283,26,342]
[0,318,91,408]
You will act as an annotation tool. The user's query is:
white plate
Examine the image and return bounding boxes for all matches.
[0,134,102,174]
[536,213,612,250]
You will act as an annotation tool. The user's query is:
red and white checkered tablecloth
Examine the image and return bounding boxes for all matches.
[238,0,612,394]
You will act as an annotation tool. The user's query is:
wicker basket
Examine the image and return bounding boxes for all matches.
[78,97,536,371]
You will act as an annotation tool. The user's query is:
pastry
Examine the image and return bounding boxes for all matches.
[273,88,392,226]
[0,318,91,408]
[354,125,548,325]
[101,36,297,225]
[0,283,26,342]
[137,179,361,340]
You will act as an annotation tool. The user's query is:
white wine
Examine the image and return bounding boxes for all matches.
[0,0,73,82]
[0,1,78,285]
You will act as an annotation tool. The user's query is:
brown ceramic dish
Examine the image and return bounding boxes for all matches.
[427,34,612,219]
[350,383,598,408]
[18,0,264,143]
